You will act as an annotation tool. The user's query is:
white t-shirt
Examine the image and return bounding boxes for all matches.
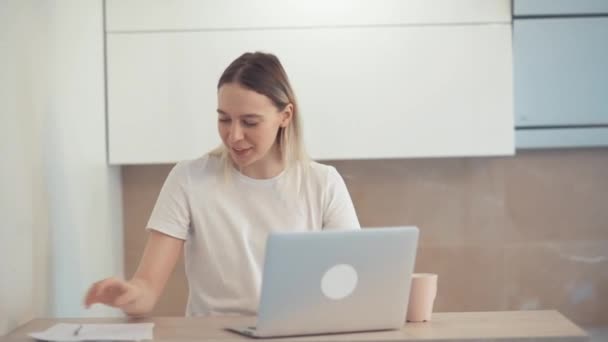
[146,154,360,316]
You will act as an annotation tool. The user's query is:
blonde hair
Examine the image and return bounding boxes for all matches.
[209,52,309,178]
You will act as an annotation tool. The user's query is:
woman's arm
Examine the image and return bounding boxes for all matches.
[84,230,184,316]
[322,166,361,229]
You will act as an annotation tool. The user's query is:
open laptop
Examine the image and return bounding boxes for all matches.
[227,226,419,338]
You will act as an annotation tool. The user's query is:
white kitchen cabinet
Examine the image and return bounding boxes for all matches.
[106,0,510,32]
[106,1,514,164]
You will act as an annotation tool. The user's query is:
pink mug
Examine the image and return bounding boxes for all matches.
[406,273,438,322]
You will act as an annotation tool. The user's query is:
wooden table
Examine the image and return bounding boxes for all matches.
[3,310,588,342]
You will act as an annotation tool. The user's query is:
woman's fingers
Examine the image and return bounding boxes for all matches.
[85,278,128,308]
[84,280,104,307]
[95,278,123,297]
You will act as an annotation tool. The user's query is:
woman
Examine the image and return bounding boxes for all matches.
[84,52,360,317]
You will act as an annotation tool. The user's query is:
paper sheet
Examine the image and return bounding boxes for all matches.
[29,322,154,341]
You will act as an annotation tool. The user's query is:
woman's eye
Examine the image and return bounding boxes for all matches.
[243,121,258,127]
[218,118,230,123]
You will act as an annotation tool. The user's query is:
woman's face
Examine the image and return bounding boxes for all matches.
[217,83,292,169]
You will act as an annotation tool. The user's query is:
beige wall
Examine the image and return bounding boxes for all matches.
[122,148,608,326]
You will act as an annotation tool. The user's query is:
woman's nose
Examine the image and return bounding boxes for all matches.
[229,123,244,143]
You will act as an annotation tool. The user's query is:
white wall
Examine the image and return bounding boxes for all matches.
[1,0,124,334]
[0,1,49,333]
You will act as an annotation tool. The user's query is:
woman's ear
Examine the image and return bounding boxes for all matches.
[280,103,294,128]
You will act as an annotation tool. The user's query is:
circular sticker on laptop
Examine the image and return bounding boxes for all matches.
[321,264,358,300]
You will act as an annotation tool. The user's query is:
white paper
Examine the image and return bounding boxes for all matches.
[29,322,155,341]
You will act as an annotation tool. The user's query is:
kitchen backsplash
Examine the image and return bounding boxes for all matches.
[122,148,608,326]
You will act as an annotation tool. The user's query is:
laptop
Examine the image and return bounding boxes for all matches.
[227,226,419,338]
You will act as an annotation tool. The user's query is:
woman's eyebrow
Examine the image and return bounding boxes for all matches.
[217,109,262,118]
[241,114,263,119]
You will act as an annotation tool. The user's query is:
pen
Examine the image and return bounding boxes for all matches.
[73,324,83,336]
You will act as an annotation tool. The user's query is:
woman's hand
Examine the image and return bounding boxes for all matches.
[84,277,145,312]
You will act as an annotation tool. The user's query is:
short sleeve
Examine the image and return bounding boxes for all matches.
[146,162,191,240]
[322,166,361,230]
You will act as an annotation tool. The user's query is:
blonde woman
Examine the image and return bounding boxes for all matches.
[84,52,360,317]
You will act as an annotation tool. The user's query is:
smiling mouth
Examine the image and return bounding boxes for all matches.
[232,147,252,156]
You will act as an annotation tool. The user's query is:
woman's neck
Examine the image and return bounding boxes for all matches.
[237,144,285,179]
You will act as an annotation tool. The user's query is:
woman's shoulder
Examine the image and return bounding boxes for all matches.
[300,160,342,185]
[307,160,333,173]
[171,154,223,181]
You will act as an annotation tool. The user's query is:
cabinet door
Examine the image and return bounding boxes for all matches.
[107,25,513,164]
[514,0,608,16]
[514,17,608,127]
[106,0,510,32]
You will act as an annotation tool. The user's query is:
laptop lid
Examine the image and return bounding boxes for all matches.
[235,226,419,337]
